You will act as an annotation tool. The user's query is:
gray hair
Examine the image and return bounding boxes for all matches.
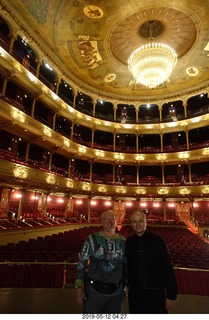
[101,210,116,221]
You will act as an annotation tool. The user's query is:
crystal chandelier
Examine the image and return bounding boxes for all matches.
[128,42,178,88]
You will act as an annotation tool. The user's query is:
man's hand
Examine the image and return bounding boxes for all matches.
[76,287,87,306]
[165,298,175,312]
[123,286,128,299]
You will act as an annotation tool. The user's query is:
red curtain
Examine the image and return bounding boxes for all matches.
[0,264,64,288]
[1,264,209,295]
[175,269,209,296]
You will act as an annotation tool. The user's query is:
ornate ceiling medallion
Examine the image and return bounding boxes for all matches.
[84,5,103,19]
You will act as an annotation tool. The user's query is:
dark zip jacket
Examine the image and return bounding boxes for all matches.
[125,231,178,300]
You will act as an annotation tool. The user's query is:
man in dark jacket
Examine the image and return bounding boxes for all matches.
[125,210,178,314]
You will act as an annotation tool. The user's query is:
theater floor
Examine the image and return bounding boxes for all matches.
[0,288,208,314]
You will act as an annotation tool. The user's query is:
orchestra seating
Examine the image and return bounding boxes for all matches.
[0,220,208,268]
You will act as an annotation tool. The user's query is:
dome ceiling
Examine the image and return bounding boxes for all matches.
[3,0,209,102]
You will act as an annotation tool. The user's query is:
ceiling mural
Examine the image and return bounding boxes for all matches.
[21,0,51,24]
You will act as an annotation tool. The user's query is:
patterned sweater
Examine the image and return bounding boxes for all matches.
[75,231,127,288]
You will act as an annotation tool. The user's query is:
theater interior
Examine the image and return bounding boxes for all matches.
[0,0,209,314]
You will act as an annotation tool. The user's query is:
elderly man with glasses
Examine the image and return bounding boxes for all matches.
[75,210,127,314]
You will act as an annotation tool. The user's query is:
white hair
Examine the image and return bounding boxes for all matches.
[101,210,116,221]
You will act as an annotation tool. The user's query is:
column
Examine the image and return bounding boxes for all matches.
[89,161,93,182]
[185,129,189,150]
[17,189,24,219]
[188,163,192,183]
[113,131,116,151]
[52,112,57,131]
[87,196,92,222]
[66,196,74,220]
[65,194,73,218]
[42,193,48,217]
[183,99,187,118]
[24,142,30,163]
[31,96,37,117]
[36,192,47,217]
[48,152,52,170]
[73,92,77,108]
[8,33,17,55]
[138,131,140,151]
[36,58,42,78]
[113,165,116,183]
[162,164,165,184]
[71,122,75,140]
[136,133,139,153]
[135,106,139,123]
[136,197,140,211]
[113,105,117,122]
[190,199,194,220]
[136,165,139,184]
[1,78,8,96]
[160,133,163,152]
[163,197,166,220]
[158,104,163,122]
[0,188,11,217]
[55,76,61,95]
[67,159,71,178]
[93,101,96,117]
[91,128,95,148]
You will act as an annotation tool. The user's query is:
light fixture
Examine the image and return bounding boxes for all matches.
[128,20,178,88]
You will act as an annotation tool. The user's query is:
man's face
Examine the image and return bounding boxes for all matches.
[102,213,116,232]
[131,212,147,235]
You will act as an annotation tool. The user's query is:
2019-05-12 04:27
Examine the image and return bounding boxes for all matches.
[81,314,127,319]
